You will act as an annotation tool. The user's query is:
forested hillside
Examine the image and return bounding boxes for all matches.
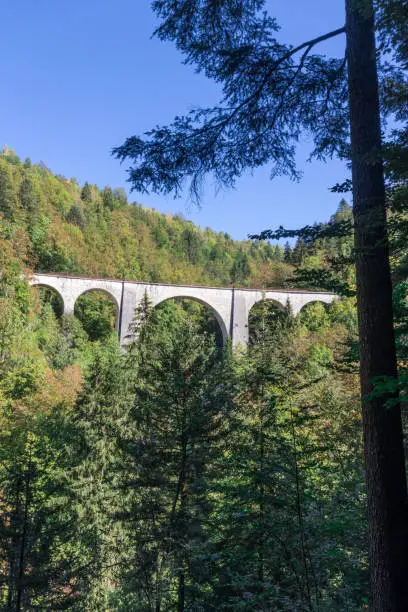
[1,144,408,610]
[0,147,293,287]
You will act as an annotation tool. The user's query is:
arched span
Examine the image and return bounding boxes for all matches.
[297,300,331,332]
[251,297,287,312]
[33,283,65,316]
[153,295,229,346]
[298,299,331,315]
[74,288,120,331]
[248,298,289,344]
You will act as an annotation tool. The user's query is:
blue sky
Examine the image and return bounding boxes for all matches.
[1,0,348,239]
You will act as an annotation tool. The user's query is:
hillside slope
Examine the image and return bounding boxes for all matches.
[0,147,292,287]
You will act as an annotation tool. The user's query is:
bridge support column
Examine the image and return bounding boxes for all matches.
[231,290,251,349]
[62,295,76,316]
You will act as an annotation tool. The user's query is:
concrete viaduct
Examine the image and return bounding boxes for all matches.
[30,273,337,348]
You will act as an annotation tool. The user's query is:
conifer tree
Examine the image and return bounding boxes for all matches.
[206,299,366,609]
[68,336,130,609]
[19,175,40,226]
[117,297,233,610]
[80,181,93,203]
[283,241,292,264]
[0,415,94,610]
[66,203,86,230]
[231,250,251,284]
[114,4,408,604]
[0,159,17,220]
[102,186,115,210]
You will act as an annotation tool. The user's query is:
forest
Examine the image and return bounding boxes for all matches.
[0,142,406,610]
[1,0,407,609]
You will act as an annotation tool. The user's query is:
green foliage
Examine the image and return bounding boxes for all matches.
[248,298,291,345]
[66,202,86,229]
[74,292,118,341]
[102,186,115,210]
[116,299,234,609]
[81,181,93,203]
[0,158,18,220]
[0,148,392,609]
[0,151,294,287]
[298,301,330,332]
[231,250,251,284]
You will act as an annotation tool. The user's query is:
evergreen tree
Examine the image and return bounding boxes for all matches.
[205,300,365,609]
[102,186,115,210]
[116,297,233,610]
[292,238,306,266]
[19,175,40,225]
[0,412,96,611]
[283,241,292,264]
[0,159,17,220]
[113,4,408,603]
[80,181,93,203]
[66,203,86,229]
[182,226,203,264]
[68,336,129,609]
[231,250,251,284]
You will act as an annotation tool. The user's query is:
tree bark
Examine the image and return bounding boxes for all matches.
[345,1,408,609]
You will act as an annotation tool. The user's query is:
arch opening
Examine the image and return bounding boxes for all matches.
[297,300,330,332]
[248,299,290,346]
[153,296,227,348]
[74,289,119,341]
[34,284,64,319]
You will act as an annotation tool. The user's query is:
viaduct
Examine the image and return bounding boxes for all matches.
[30,273,337,349]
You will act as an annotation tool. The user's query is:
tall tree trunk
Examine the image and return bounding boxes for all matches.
[345,1,408,609]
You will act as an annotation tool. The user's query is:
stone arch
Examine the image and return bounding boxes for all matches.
[74,288,120,336]
[33,283,65,318]
[153,295,229,346]
[248,298,289,344]
[251,297,287,312]
[298,299,331,315]
[297,300,331,331]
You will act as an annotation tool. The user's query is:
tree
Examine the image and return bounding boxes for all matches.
[283,241,292,264]
[345,2,408,608]
[80,181,93,203]
[117,297,233,610]
[231,250,251,284]
[113,2,407,606]
[181,225,203,264]
[102,186,115,210]
[68,336,129,608]
[113,187,128,206]
[66,203,86,230]
[19,175,40,225]
[0,159,17,220]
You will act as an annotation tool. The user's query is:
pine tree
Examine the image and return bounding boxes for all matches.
[0,415,95,610]
[68,336,130,609]
[80,181,93,203]
[66,203,86,229]
[102,186,115,210]
[19,175,40,225]
[113,4,408,603]
[0,159,17,220]
[231,250,250,284]
[116,297,233,610]
[283,241,292,264]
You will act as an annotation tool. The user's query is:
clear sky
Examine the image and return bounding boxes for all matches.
[1,0,348,240]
